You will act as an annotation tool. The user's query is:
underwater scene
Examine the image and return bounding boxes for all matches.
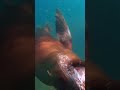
[35,0,85,90]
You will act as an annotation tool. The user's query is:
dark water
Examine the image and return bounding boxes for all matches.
[35,0,85,90]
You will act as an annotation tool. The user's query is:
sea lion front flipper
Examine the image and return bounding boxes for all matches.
[35,24,52,39]
[55,9,72,50]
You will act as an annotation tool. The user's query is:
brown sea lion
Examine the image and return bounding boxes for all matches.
[35,9,85,90]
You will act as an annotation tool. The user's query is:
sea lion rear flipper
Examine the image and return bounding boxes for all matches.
[56,9,72,50]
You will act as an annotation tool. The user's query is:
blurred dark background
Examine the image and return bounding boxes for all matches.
[0,0,34,90]
[86,0,120,80]
[86,0,120,89]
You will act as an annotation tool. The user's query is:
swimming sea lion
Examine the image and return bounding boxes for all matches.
[35,9,85,90]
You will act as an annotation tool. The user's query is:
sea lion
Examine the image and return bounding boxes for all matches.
[35,9,85,90]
